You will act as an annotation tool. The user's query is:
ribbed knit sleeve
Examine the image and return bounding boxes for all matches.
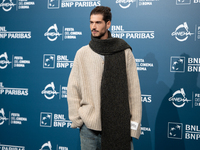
[67,50,83,128]
[126,49,142,139]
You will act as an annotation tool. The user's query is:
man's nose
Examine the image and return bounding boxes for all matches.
[92,23,97,29]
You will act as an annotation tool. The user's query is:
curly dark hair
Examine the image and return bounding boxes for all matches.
[90,6,112,23]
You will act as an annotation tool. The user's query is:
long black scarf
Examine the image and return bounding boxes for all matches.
[89,31,131,150]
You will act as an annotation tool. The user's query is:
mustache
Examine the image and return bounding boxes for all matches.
[91,29,98,32]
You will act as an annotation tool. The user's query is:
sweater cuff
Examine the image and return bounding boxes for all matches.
[71,119,84,128]
[131,124,141,139]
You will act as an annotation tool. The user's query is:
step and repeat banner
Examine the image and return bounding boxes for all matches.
[0,0,200,150]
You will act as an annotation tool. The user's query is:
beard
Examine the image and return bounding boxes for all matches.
[91,29,106,39]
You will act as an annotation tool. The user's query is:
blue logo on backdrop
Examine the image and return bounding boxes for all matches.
[170,56,185,72]
[0,0,35,11]
[176,0,200,5]
[44,24,82,41]
[40,112,52,127]
[0,108,8,125]
[171,22,194,42]
[168,122,200,140]
[43,54,74,69]
[0,0,15,11]
[116,0,136,9]
[44,24,62,41]
[61,0,101,8]
[111,25,154,39]
[43,54,55,69]
[176,0,191,5]
[116,0,160,8]
[0,82,28,96]
[168,88,191,108]
[39,141,52,150]
[41,82,59,100]
[47,0,101,8]
[0,108,27,125]
[0,26,31,39]
[171,56,200,73]
[168,122,183,139]
[40,112,72,128]
[48,0,60,9]
[0,52,30,69]
[0,52,11,69]
[39,141,69,150]
[41,82,67,99]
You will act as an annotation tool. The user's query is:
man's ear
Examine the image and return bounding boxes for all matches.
[106,21,111,29]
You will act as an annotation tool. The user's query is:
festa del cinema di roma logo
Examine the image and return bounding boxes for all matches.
[44,24,61,41]
[116,0,136,9]
[0,52,11,69]
[39,141,52,150]
[39,141,69,150]
[0,108,8,125]
[41,82,59,99]
[0,0,35,11]
[0,0,16,12]
[44,24,82,41]
[171,22,194,42]
[168,88,191,108]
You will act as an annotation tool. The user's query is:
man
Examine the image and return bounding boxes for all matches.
[67,6,142,150]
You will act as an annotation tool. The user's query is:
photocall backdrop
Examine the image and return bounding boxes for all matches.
[0,0,200,150]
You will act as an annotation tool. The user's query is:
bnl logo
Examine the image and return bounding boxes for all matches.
[43,54,55,69]
[168,122,183,139]
[40,112,52,127]
[176,0,191,5]
[170,56,185,72]
[48,0,60,9]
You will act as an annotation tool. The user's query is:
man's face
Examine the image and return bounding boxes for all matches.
[90,14,111,39]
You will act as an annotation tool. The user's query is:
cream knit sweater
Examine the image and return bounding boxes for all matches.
[67,45,142,139]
